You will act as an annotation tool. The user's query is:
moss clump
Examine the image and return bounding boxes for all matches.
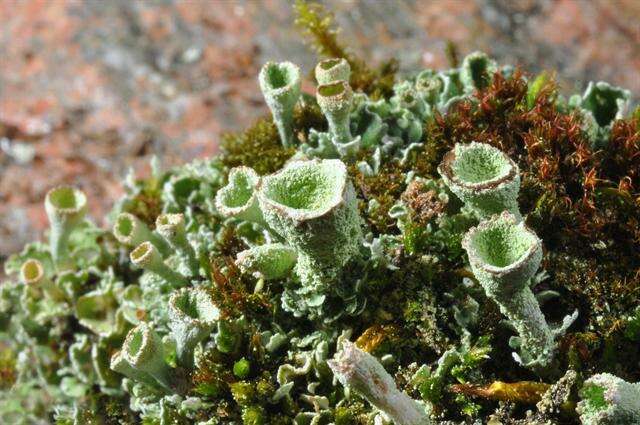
[220,118,295,175]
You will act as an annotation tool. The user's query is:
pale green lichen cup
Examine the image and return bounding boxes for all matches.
[215,166,264,224]
[438,142,521,220]
[315,58,351,85]
[577,373,640,425]
[257,159,362,288]
[463,211,541,295]
[258,61,301,148]
[463,212,556,370]
[45,186,88,269]
[316,80,353,144]
[168,288,219,368]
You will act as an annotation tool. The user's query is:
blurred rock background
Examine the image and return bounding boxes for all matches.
[1,0,639,264]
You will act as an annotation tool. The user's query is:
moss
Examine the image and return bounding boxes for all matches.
[220,118,295,176]
[293,0,397,99]
[0,348,17,389]
[350,160,406,234]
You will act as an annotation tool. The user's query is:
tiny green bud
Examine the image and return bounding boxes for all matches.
[439,142,521,220]
[235,243,297,281]
[259,61,301,148]
[113,212,170,255]
[215,320,238,354]
[233,358,251,379]
[45,186,88,269]
[215,167,264,224]
[316,80,353,144]
[168,288,219,368]
[130,242,188,287]
[315,58,351,85]
[156,213,199,275]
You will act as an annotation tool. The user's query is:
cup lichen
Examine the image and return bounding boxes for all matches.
[45,186,88,269]
[439,142,521,220]
[258,61,302,148]
[462,212,576,370]
[257,159,362,291]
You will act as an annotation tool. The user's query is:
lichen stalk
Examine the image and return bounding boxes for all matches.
[167,288,219,368]
[214,166,265,224]
[44,186,88,270]
[315,57,351,85]
[316,80,353,144]
[328,340,431,425]
[130,242,188,287]
[20,259,65,301]
[113,212,170,256]
[258,61,301,148]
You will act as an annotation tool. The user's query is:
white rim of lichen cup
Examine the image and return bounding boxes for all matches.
[315,58,351,85]
[20,259,45,287]
[462,211,541,277]
[168,288,220,328]
[258,61,302,100]
[257,159,348,223]
[215,166,261,218]
[45,185,88,223]
[122,322,158,368]
[438,141,519,193]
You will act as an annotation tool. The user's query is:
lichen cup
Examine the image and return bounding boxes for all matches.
[168,288,219,368]
[257,159,362,289]
[315,58,351,85]
[438,142,521,220]
[462,212,555,369]
[316,80,353,144]
[215,166,264,225]
[45,186,87,269]
[577,373,640,425]
[259,61,301,148]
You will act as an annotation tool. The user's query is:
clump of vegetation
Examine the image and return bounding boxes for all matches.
[1,2,639,424]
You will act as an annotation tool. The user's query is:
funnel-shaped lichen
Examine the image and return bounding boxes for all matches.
[20,259,64,301]
[439,142,521,220]
[460,51,497,92]
[259,61,301,148]
[214,166,264,224]
[167,288,219,368]
[114,323,172,390]
[155,213,198,275]
[462,212,575,370]
[580,81,631,129]
[316,80,353,144]
[328,340,431,425]
[315,58,351,85]
[130,242,188,287]
[577,373,640,425]
[235,243,297,281]
[113,212,170,255]
[257,159,362,290]
[45,186,88,269]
